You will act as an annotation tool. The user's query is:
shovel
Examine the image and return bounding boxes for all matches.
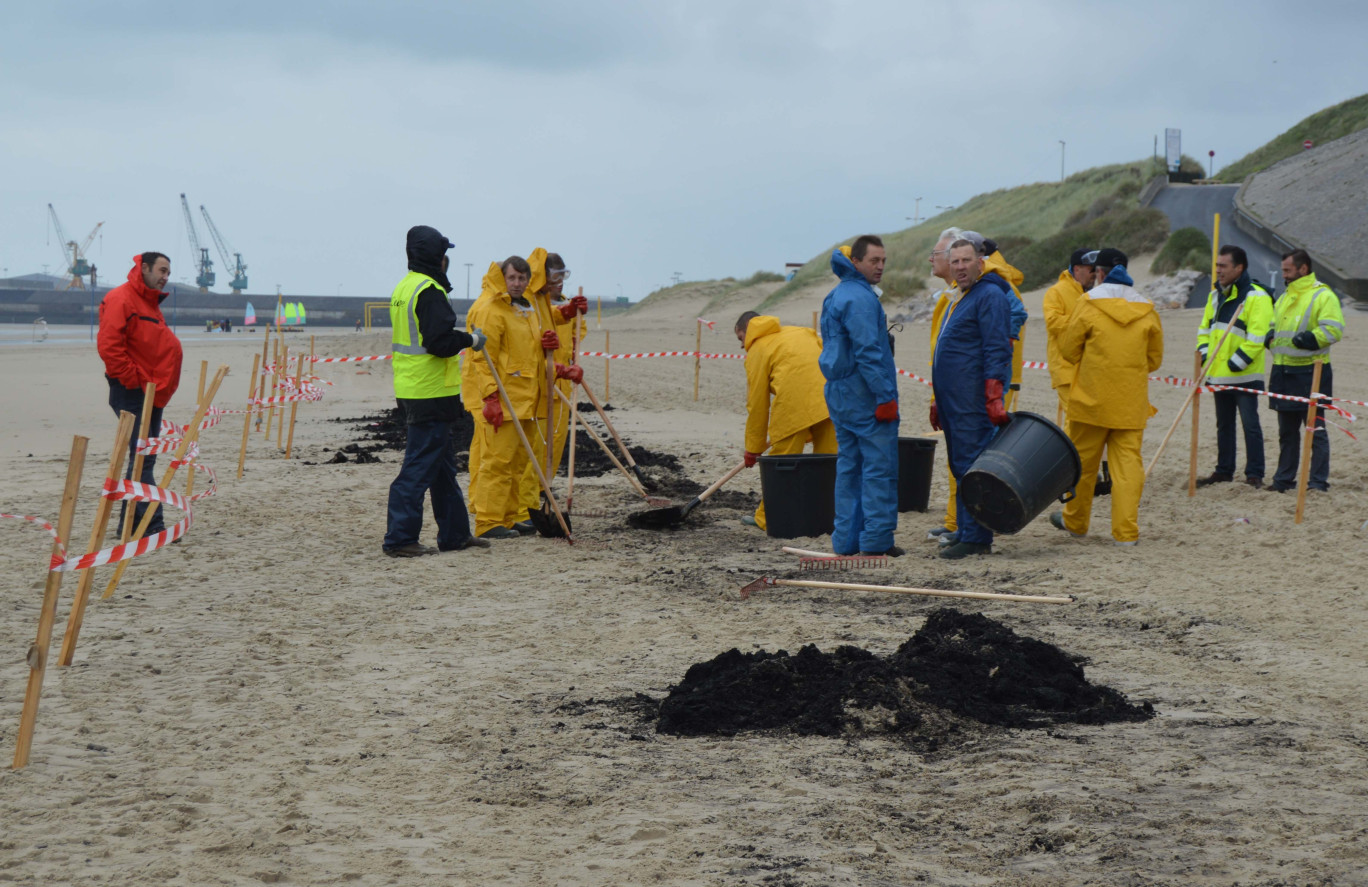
[628,460,747,529]
[486,358,572,541]
[555,387,670,507]
[578,377,654,492]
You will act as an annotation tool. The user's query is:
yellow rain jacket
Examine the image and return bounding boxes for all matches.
[983,250,1027,389]
[525,248,585,414]
[1059,283,1164,429]
[742,316,829,454]
[461,262,543,420]
[1042,270,1086,391]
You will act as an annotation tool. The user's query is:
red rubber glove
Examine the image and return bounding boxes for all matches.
[557,295,588,320]
[929,401,940,432]
[743,450,759,468]
[985,379,1010,426]
[481,393,504,431]
[555,363,583,383]
[874,399,899,423]
[540,329,560,351]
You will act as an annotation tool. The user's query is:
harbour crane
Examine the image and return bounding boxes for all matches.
[47,203,104,289]
[179,193,215,292]
[199,204,248,294]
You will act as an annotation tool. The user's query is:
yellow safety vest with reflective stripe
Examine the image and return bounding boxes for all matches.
[1196,279,1272,385]
[390,270,461,399]
[1269,273,1345,367]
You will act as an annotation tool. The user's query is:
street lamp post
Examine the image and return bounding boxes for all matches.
[905,196,923,225]
[1059,140,1066,182]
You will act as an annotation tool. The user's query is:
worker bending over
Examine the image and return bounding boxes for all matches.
[736,311,835,531]
[462,256,563,539]
[820,235,902,557]
[1050,248,1163,545]
[931,238,1014,559]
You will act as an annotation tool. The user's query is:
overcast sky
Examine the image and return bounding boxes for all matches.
[3,1,1365,302]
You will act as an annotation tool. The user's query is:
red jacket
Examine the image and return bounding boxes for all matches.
[98,256,183,408]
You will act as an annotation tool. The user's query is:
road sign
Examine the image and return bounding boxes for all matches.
[1304,139,1314,149]
[1165,128,1181,172]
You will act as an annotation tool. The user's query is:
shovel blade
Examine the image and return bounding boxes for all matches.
[528,499,571,538]
[627,505,684,530]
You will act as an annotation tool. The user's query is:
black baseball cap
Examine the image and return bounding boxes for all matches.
[1070,248,1099,267]
[1095,247,1128,268]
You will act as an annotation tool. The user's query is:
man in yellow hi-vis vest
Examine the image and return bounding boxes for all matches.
[383,226,489,558]
[1267,248,1346,492]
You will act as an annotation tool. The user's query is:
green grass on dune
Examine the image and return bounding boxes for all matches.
[1217,93,1368,183]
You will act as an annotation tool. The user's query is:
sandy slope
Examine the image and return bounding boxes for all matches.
[1,309,1366,885]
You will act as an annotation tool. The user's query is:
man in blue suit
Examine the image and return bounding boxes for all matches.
[819,235,902,556]
[930,238,1014,559]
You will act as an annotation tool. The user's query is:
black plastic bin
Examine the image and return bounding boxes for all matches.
[758,453,837,539]
[960,412,1081,535]
[898,436,938,513]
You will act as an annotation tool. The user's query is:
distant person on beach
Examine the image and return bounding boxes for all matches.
[1195,245,1272,489]
[1050,248,1163,546]
[735,311,834,531]
[1042,247,1098,420]
[819,235,901,557]
[517,248,586,525]
[382,225,489,558]
[462,255,553,539]
[1265,249,1345,492]
[931,239,1013,559]
[97,252,184,537]
[926,226,964,545]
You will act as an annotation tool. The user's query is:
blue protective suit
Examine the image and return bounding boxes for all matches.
[931,271,1014,546]
[819,249,900,554]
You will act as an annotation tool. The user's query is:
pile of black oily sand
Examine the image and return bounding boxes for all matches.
[656,608,1152,741]
[325,409,473,469]
[569,419,684,484]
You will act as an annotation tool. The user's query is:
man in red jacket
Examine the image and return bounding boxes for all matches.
[98,253,184,536]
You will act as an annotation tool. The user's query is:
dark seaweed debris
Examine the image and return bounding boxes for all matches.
[656,608,1153,739]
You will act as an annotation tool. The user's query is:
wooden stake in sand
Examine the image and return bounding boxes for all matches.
[102,367,229,600]
[277,344,288,451]
[57,412,136,667]
[693,319,702,402]
[1294,358,1325,525]
[265,338,281,439]
[13,435,88,769]
[196,359,208,405]
[237,353,261,479]
[1187,351,1202,497]
[285,342,305,459]
[812,310,818,333]
[186,359,210,500]
[603,330,611,401]
[255,324,272,432]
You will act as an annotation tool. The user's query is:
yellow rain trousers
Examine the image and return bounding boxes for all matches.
[742,316,834,529]
[928,285,959,531]
[1042,270,1086,417]
[516,248,587,519]
[461,263,546,534]
[1057,284,1164,542]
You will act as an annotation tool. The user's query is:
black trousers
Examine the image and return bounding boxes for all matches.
[106,378,166,535]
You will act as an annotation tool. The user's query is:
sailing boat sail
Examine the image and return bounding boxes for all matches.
[297,303,307,326]
[244,301,256,325]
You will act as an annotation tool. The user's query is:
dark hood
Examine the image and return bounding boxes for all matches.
[406,225,455,290]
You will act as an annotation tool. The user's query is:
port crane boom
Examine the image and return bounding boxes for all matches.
[47,203,103,289]
[199,204,248,294]
[180,193,215,292]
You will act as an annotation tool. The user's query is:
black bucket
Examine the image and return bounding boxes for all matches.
[758,453,837,539]
[898,436,938,513]
[960,412,1081,535]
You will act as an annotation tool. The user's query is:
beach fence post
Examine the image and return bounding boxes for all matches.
[187,360,210,500]
[255,324,272,431]
[117,384,157,546]
[1294,358,1325,524]
[812,310,818,333]
[276,345,288,452]
[102,367,229,600]
[266,338,282,439]
[1188,352,1202,496]
[237,353,261,479]
[693,319,702,402]
[285,342,305,459]
[58,412,136,667]
[604,331,611,401]
[196,359,208,406]
[12,434,88,769]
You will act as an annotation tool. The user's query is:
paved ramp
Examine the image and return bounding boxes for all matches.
[1149,184,1283,286]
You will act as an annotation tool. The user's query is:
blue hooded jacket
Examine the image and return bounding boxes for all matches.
[819,249,898,414]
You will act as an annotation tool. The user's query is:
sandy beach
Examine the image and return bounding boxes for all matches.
[2,293,1367,886]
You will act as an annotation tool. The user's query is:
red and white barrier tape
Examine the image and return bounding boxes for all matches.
[577,350,745,360]
[50,477,194,572]
[0,512,67,561]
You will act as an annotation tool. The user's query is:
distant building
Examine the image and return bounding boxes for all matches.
[785,262,805,281]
